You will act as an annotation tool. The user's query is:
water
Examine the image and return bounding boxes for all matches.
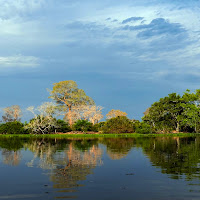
[0,136,200,200]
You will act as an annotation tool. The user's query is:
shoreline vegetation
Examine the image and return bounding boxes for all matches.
[1,80,200,135]
[0,133,198,139]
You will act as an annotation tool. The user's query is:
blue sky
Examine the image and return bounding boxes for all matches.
[0,0,200,120]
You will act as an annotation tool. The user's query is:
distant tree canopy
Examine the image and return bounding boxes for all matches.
[49,80,95,127]
[106,109,127,119]
[143,90,200,133]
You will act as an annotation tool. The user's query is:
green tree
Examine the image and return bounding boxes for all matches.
[101,116,134,134]
[56,119,71,133]
[143,93,183,133]
[135,122,152,134]
[162,93,183,132]
[49,80,94,127]
[182,103,200,133]
[0,121,25,134]
[143,90,200,133]
[72,119,93,132]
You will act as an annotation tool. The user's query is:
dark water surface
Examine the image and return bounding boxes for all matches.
[1,136,200,200]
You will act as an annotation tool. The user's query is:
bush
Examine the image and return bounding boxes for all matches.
[55,119,71,132]
[101,116,134,134]
[0,121,26,134]
[92,122,105,132]
[73,120,93,132]
[135,122,152,134]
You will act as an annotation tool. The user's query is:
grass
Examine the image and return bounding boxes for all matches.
[0,132,198,139]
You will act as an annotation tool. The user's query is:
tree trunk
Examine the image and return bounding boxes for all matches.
[68,105,73,127]
[176,122,179,132]
[195,121,197,133]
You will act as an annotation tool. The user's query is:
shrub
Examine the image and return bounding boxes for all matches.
[135,122,152,134]
[0,121,25,134]
[72,120,93,132]
[101,116,134,134]
[55,119,71,132]
[92,122,106,132]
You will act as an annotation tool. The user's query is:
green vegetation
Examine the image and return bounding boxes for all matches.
[0,133,197,139]
[100,116,135,133]
[72,119,94,132]
[56,119,71,132]
[1,81,200,135]
[0,121,26,134]
[143,89,200,134]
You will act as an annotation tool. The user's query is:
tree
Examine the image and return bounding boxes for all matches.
[106,109,127,119]
[83,105,104,124]
[2,105,22,122]
[56,119,71,133]
[101,116,134,134]
[72,119,93,132]
[143,93,183,133]
[162,93,183,132]
[72,105,103,125]
[25,102,59,134]
[49,80,94,127]
[0,121,25,134]
[182,103,200,133]
[143,90,200,133]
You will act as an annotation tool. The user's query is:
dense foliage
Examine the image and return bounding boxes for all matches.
[56,119,71,133]
[0,121,26,134]
[101,116,135,134]
[143,90,200,133]
[72,120,94,132]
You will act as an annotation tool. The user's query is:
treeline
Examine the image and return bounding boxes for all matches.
[0,81,200,134]
[0,106,148,134]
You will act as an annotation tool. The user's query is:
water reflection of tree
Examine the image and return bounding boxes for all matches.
[0,137,24,151]
[100,138,135,160]
[50,141,103,190]
[138,137,200,180]
[3,136,200,183]
[23,139,103,192]
[0,137,24,166]
[24,139,65,169]
[1,150,22,166]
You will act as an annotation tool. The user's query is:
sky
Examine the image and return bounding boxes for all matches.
[0,0,200,120]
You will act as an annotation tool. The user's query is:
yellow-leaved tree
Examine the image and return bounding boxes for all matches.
[106,109,127,119]
[49,80,94,127]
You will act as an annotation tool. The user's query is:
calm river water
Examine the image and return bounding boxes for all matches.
[0,136,200,200]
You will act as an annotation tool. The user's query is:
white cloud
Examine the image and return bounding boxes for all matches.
[0,0,45,20]
[0,55,40,68]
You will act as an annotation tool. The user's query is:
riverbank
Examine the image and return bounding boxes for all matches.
[0,132,198,139]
